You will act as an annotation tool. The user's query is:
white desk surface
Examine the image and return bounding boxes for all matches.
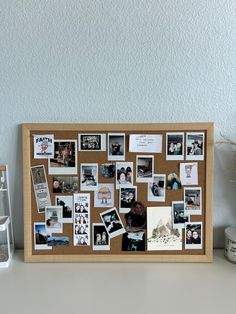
[0,250,235,314]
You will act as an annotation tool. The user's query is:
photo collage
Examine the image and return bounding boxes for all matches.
[32,131,205,253]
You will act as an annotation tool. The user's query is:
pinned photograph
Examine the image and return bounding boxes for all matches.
[129,134,162,153]
[166,132,184,160]
[47,236,69,247]
[119,186,137,213]
[136,155,154,182]
[74,193,90,246]
[184,187,202,215]
[123,201,147,232]
[148,174,166,202]
[180,162,198,185]
[31,165,51,213]
[108,133,125,161]
[166,172,182,190]
[74,193,90,214]
[48,140,77,175]
[122,231,145,251]
[33,134,54,159]
[75,213,88,224]
[34,223,51,250]
[147,206,182,251]
[74,224,89,235]
[93,223,110,251]
[172,201,189,228]
[101,163,116,179]
[100,207,126,239]
[116,162,133,189]
[53,176,78,193]
[55,195,73,223]
[45,206,63,234]
[186,132,204,161]
[185,223,202,249]
[94,183,114,208]
[80,163,98,191]
[78,133,106,151]
[0,170,6,190]
[74,234,89,246]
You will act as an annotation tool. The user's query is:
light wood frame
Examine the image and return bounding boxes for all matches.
[23,123,214,262]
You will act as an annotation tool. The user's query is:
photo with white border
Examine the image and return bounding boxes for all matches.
[80,163,98,191]
[94,183,114,208]
[100,207,126,239]
[119,186,137,214]
[136,155,154,183]
[55,195,73,223]
[148,174,166,202]
[92,223,110,251]
[78,133,106,151]
[180,162,198,186]
[172,201,189,229]
[185,222,203,249]
[186,132,204,161]
[184,187,202,215]
[166,132,184,160]
[34,223,52,250]
[108,133,125,161]
[45,206,63,234]
[116,162,133,189]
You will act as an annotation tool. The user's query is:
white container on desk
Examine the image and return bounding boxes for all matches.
[225,227,236,263]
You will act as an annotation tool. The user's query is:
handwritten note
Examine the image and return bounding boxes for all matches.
[129,134,162,153]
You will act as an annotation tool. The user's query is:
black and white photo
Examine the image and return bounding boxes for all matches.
[45,206,63,234]
[166,132,184,160]
[74,193,90,246]
[136,155,154,182]
[33,134,54,159]
[108,133,125,161]
[55,195,73,223]
[92,223,110,251]
[185,223,202,249]
[186,132,204,160]
[148,174,166,202]
[78,133,106,151]
[80,163,98,191]
[172,201,189,228]
[119,186,137,213]
[184,187,202,215]
[100,207,126,239]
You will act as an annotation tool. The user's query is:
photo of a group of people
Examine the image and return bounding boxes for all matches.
[32,130,205,254]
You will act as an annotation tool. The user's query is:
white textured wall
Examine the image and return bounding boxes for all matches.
[0,0,235,248]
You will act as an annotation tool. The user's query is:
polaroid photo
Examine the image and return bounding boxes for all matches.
[94,183,114,208]
[180,162,198,186]
[172,201,189,229]
[45,206,63,234]
[185,222,203,249]
[92,223,110,251]
[0,170,7,190]
[34,223,52,250]
[119,186,137,214]
[101,163,116,179]
[166,132,184,160]
[166,172,182,190]
[136,155,154,183]
[122,231,146,251]
[100,207,126,239]
[55,195,73,223]
[147,206,182,251]
[48,140,77,175]
[33,134,54,159]
[116,162,133,189]
[78,133,106,151]
[80,163,98,191]
[184,187,202,215]
[108,133,125,161]
[75,213,89,225]
[74,234,89,246]
[47,236,69,247]
[74,193,90,214]
[129,134,162,153]
[31,165,51,213]
[148,174,166,202]
[186,132,204,161]
[53,176,78,193]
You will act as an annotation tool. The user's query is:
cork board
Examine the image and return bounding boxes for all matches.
[22,123,214,262]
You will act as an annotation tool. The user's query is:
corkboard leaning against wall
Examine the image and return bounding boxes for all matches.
[22,123,214,262]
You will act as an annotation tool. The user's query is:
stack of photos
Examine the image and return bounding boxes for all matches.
[108,133,125,161]
[185,223,202,249]
[148,174,166,202]
[92,223,110,251]
[74,193,90,246]
[80,163,98,191]
[48,140,77,175]
[100,207,126,239]
[31,165,51,213]
[78,134,106,151]
[94,183,114,208]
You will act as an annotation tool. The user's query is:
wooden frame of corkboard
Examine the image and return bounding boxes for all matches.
[22,123,214,262]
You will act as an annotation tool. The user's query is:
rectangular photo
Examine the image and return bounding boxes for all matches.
[55,195,73,223]
[31,165,51,213]
[147,206,182,251]
[34,223,51,250]
[184,187,202,215]
[180,162,198,185]
[108,133,125,161]
[172,201,189,229]
[166,132,184,160]
[48,140,77,175]
[45,206,63,234]
[33,134,54,159]
[122,231,146,251]
[186,132,204,161]
[47,236,69,247]
[78,133,106,151]
[129,134,162,153]
[94,183,115,208]
[185,222,203,249]
[0,170,7,190]
[101,163,116,179]
[74,193,90,246]
[92,223,110,251]
[148,174,166,202]
[136,155,154,182]
[119,186,137,213]
[53,176,78,193]
[80,163,98,191]
[116,162,133,189]
[100,207,126,239]
[74,193,90,214]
